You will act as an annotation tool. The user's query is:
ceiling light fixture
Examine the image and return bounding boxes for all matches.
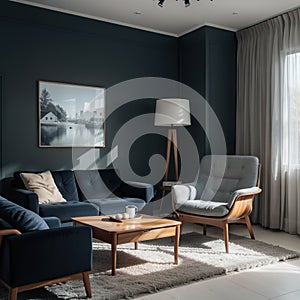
[158,0,165,7]
[156,0,213,8]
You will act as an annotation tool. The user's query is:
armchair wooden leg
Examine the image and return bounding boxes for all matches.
[9,287,18,300]
[245,216,255,240]
[82,272,92,298]
[223,223,229,253]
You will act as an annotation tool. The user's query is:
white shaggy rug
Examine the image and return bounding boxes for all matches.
[0,232,298,299]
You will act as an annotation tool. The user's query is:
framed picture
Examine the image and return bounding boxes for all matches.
[38,81,105,148]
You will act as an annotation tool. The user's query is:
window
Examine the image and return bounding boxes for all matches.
[282,51,300,167]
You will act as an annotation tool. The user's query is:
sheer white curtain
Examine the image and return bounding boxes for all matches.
[236,9,300,234]
[282,51,300,233]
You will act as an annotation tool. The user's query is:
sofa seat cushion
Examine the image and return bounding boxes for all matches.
[39,201,99,222]
[177,200,229,218]
[0,196,49,232]
[43,217,61,228]
[86,198,145,215]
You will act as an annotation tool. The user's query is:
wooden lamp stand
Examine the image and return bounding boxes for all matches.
[154,98,191,209]
[164,128,179,182]
[160,128,179,209]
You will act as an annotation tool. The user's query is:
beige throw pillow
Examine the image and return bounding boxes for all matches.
[20,170,67,204]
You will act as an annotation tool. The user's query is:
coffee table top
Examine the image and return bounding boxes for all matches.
[72,215,181,233]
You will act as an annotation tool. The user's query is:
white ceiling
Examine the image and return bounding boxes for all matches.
[11,0,300,36]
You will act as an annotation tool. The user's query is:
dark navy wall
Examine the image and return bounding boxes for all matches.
[0,1,178,178]
[0,74,3,179]
[179,26,237,156]
[179,27,207,159]
[0,1,237,184]
[205,27,237,154]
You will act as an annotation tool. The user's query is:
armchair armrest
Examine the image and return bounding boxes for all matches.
[227,187,262,209]
[0,229,21,236]
[172,184,197,210]
[11,188,39,213]
[0,226,92,287]
[117,181,154,203]
[0,229,21,248]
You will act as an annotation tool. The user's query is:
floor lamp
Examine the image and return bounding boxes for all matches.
[154,98,191,191]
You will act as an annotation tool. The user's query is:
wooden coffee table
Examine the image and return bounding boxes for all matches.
[72,215,181,275]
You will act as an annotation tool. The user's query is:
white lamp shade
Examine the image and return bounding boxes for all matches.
[154,98,191,126]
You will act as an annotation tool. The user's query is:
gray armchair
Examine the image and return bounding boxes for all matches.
[172,155,262,253]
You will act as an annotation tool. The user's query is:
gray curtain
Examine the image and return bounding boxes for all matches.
[236,8,300,233]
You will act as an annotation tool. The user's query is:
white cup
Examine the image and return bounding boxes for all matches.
[125,205,138,219]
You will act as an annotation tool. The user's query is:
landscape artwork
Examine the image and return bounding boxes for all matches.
[39,81,105,147]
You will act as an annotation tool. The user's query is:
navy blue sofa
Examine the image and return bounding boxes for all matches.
[0,196,92,300]
[10,169,154,225]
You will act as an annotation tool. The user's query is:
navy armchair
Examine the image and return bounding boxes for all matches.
[0,197,93,300]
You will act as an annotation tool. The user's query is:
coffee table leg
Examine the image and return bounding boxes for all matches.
[134,242,138,250]
[111,233,117,275]
[174,224,180,264]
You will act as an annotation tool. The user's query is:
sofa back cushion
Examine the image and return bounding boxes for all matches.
[75,169,121,200]
[0,196,49,232]
[14,170,79,202]
[20,171,67,204]
[14,171,29,189]
[196,155,259,203]
[51,170,79,202]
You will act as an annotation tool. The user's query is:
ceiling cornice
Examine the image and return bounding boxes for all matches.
[10,0,236,37]
[10,0,178,37]
[178,22,236,37]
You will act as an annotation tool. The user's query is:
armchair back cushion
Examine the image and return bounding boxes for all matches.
[0,196,49,232]
[0,218,13,229]
[196,155,259,204]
